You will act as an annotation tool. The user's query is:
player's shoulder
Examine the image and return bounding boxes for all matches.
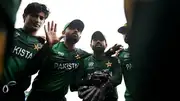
[118,49,130,59]
[83,55,93,61]
[14,28,23,37]
[14,28,45,44]
[75,48,90,58]
[36,36,46,44]
[15,28,22,33]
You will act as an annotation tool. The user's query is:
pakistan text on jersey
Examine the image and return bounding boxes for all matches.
[54,63,79,70]
[12,46,33,59]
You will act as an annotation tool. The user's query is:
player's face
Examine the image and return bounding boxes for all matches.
[123,34,129,44]
[24,12,45,32]
[91,39,107,52]
[63,27,82,44]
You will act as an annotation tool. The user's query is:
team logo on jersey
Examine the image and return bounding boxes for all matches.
[58,51,64,56]
[34,43,42,51]
[75,54,81,59]
[106,61,112,67]
[124,53,130,58]
[88,62,94,69]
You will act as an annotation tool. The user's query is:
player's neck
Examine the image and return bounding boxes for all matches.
[93,52,105,60]
[64,41,75,51]
[22,27,37,36]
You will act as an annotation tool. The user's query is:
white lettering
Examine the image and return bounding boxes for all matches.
[54,63,79,70]
[12,46,34,59]
[12,46,19,54]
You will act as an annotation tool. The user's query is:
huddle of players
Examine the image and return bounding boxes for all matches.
[0,2,133,101]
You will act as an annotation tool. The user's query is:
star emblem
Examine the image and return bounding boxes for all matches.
[75,54,81,59]
[34,44,41,51]
[106,61,112,67]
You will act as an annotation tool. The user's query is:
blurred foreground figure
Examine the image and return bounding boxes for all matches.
[124,0,178,101]
[0,0,21,79]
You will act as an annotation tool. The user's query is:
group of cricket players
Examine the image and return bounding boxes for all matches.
[0,1,135,101]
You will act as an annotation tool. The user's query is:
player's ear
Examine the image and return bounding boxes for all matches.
[62,31,65,35]
[105,43,107,49]
[90,44,93,48]
[104,40,107,49]
[23,14,26,22]
[90,40,93,48]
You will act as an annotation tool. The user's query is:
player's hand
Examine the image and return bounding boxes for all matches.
[106,44,123,56]
[88,70,110,87]
[115,46,124,57]
[90,87,100,101]
[98,80,113,101]
[110,44,123,53]
[105,44,122,56]
[78,86,100,101]
[37,36,46,44]
[44,21,64,47]
[83,86,100,101]
[78,86,93,99]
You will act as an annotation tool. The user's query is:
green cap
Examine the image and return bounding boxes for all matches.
[91,31,106,41]
[63,19,84,32]
[118,23,128,35]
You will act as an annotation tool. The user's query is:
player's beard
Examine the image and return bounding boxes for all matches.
[124,34,129,44]
[92,43,105,53]
[65,35,79,44]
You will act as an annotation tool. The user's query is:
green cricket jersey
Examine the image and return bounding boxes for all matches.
[83,55,122,99]
[2,28,44,90]
[118,49,133,101]
[31,42,90,97]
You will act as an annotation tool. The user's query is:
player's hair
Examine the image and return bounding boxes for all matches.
[23,2,50,19]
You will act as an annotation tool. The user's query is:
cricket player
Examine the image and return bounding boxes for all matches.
[117,23,133,101]
[26,19,120,101]
[78,31,122,101]
[0,2,49,101]
[123,0,178,100]
[26,19,87,101]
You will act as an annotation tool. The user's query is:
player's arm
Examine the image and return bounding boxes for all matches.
[76,59,100,101]
[98,58,122,101]
[70,59,86,92]
[24,43,50,76]
[116,50,125,74]
[109,58,122,87]
[105,44,122,56]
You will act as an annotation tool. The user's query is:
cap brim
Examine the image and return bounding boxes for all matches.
[67,19,84,32]
[91,31,106,41]
[118,26,128,35]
